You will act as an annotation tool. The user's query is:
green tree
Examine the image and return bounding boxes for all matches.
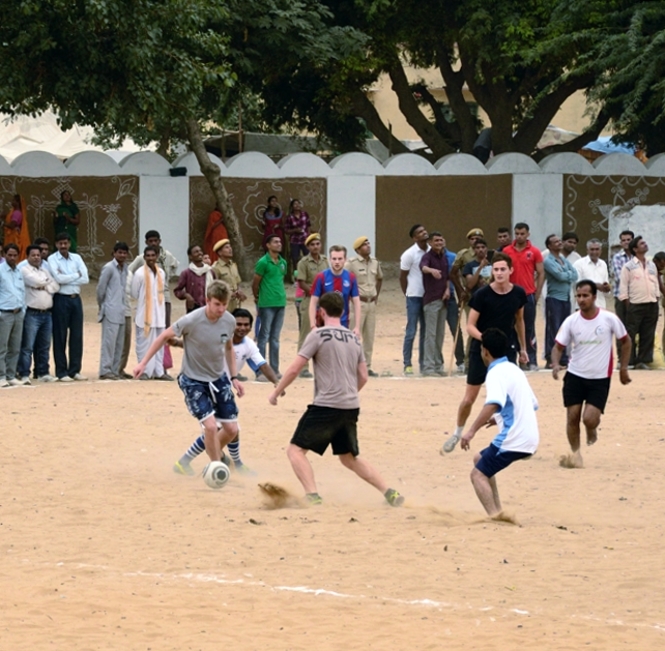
[262,0,609,160]
[0,0,361,275]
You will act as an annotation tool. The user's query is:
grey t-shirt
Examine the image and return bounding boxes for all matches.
[298,326,365,409]
[172,307,236,382]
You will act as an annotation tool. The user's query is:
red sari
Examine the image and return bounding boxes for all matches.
[204,209,229,262]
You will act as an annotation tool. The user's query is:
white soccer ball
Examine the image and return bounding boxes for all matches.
[202,461,230,489]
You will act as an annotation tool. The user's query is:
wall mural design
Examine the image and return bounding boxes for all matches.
[564,175,665,255]
[189,177,326,260]
[0,175,139,277]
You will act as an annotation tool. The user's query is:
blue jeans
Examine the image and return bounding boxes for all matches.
[257,306,285,374]
[18,308,52,378]
[402,296,425,370]
[523,293,537,366]
[545,297,571,365]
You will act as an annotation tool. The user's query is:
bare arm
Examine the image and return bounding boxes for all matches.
[515,307,528,364]
[460,403,500,450]
[225,339,244,397]
[268,355,308,404]
[618,335,632,385]
[466,308,482,341]
[258,362,280,385]
[551,343,565,379]
[375,278,382,301]
[534,261,545,303]
[252,273,262,301]
[357,360,369,391]
[399,269,408,295]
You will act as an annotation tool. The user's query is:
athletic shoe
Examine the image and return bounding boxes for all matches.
[99,374,118,381]
[58,376,74,383]
[0,378,8,388]
[306,492,323,505]
[404,366,414,376]
[221,452,233,467]
[173,460,194,476]
[118,371,133,380]
[255,374,269,382]
[635,363,651,370]
[18,377,32,385]
[368,369,379,377]
[298,369,313,378]
[38,374,57,382]
[441,432,461,454]
[72,373,88,381]
[8,378,22,386]
[236,373,248,382]
[456,364,465,374]
[384,488,404,507]
[233,462,257,476]
[155,374,175,381]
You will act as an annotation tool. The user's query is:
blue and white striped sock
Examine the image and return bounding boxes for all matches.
[180,436,205,464]
[227,440,241,465]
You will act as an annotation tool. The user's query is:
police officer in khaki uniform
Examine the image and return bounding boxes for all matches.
[212,239,246,313]
[346,236,383,377]
[296,233,329,377]
[451,228,485,303]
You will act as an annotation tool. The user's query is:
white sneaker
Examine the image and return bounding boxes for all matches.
[8,378,22,386]
[72,373,88,381]
[38,374,57,382]
[18,377,32,385]
[58,376,74,383]
[0,377,9,387]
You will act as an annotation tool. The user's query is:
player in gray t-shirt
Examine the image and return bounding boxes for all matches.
[269,292,404,507]
[134,280,244,465]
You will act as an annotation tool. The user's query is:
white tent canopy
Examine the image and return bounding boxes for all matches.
[0,111,148,162]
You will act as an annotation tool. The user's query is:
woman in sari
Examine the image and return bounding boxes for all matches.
[54,190,80,252]
[261,195,284,251]
[204,204,228,263]
[3,194,30,261]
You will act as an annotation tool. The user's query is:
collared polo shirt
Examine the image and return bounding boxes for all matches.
[502,241,543,296]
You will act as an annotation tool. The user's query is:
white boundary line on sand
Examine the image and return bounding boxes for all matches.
[34,561,664,631]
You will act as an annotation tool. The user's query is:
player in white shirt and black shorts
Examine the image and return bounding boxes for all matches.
[552,280,632,469]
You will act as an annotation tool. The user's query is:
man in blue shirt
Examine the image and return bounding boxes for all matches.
[543,234,577,367]
[309,245,360,335]
[48,232,89,381]
[0,243,26,386]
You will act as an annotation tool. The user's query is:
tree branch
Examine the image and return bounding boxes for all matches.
[412,82,461,146]
[436,51,478,152]
[350,90,412,157]
[512,73,598,154]
[387,60,455,159]
[533,108,610,161]
[185,118,251,278]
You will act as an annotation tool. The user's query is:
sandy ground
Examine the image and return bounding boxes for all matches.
[3,279,665,650]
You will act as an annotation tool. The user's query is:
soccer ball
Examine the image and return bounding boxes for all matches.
[202,461,230,489]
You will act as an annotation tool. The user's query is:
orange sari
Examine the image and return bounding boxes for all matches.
[4,197,30,261]
[204,209,228,263]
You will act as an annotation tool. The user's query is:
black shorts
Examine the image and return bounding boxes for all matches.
[562,371,611,412]
[290,405,360,456]
[467,342,518,386]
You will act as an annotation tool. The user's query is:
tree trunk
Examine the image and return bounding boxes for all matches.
[185,118,251,279]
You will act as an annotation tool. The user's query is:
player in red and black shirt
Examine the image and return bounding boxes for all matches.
[309,245,360,335]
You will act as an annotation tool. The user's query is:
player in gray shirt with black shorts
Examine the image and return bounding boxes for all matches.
[269,292,404,507]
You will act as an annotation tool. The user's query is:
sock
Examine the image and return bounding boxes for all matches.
[180,436,205,464]
[227,440,242,465]
[454,426,463,438]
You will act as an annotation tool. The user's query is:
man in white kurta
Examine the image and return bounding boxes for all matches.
[131,246,168,380]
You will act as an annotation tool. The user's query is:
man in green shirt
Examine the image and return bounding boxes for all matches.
[252,234,287,377]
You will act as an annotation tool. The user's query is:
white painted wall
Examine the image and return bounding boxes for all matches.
[512,174,564,251]
[138,176,189,271]
[326,176,376,255]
